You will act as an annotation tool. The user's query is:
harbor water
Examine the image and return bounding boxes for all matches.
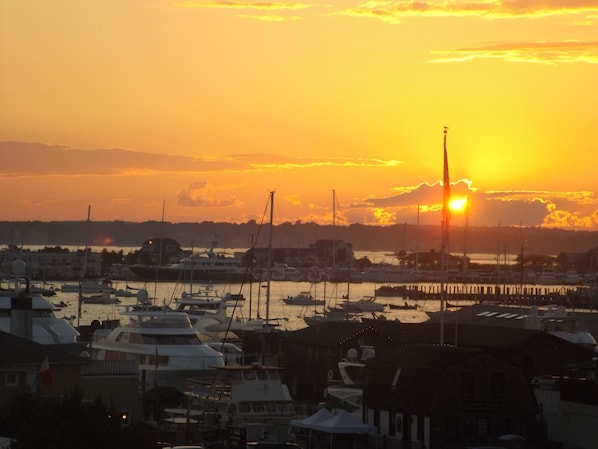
[49,278,577,333]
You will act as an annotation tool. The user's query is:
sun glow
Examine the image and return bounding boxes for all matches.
[449,197,468,213]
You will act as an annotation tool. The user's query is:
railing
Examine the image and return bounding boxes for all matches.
[81,360,138,376]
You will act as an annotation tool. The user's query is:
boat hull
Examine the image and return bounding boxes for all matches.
[129,265,254,283]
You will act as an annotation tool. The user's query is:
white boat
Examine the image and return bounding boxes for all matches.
[269,263,302,282]
[336,295,385,313]
[303,307,363,326]
[325,346,376,408]
[172,284,262,337]
[129,243,255,283]
[80,291,120,304]
[91,289,225,392]
[525,304,597,347]
[186,363,304,442]
[427,303,598,349]
[60,278,115,294]
[282,291,325,306]
[0,260,87,356]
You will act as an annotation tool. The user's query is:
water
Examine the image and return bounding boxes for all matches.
[34,248,524,331]
[51,279,435,332]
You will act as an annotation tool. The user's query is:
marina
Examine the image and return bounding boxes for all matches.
[45,277,598,335]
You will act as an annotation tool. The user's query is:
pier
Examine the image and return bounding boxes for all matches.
[375,284,596,309]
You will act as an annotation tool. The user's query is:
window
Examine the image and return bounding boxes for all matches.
[5,372,18,386]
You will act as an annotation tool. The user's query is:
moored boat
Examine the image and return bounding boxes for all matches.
[129,245,255,283]
[0,260,88,356]
[282,291,325,306]
[185,363,305,443]
[91,289,225,392]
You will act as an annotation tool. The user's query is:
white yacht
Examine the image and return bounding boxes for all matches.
[325,346,375,408]
[0,260,87,356]
[186,363,303,442]
[129,244,255,283]
[336,295,386,313]
[91,289,225,392]
[173,284,263,337]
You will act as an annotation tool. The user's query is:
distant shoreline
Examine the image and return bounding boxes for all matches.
[1,220,596,256]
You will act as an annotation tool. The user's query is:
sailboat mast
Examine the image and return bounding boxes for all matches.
[332,189,336,270]
[440,126,451,346]
[266,191,274,327]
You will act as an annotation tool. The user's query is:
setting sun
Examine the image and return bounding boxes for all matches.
[449,197,468,213]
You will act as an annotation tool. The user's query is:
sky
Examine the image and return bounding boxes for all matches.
[2,1,598,231]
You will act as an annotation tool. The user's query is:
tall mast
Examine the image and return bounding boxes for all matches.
[332,189,336,271]
[440,126,451,346]
[266,191,274,327]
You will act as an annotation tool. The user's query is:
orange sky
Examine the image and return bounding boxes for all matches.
[1,1,598,230]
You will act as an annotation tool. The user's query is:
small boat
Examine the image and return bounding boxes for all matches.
[388,302,419,310]
[80,291,120,305]
[282,291,325,306]
[60,278,115,294]
[52,300,69,308]
[337,295,385,313]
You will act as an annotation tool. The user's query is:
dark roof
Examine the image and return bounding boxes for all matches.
[283,318,584,352]
[370,343,481,370]
[0,331,88,366]
[281,321,366,346]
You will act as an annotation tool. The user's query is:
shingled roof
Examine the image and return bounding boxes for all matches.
[0,331,88,366]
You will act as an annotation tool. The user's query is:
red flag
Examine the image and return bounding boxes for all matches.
[442,127,451,248]
[40,355,52,386]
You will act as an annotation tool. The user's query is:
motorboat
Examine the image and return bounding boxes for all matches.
[80,291,120,305]
[0,260,87,356]
[128,245,255,283]
[303,307,363,326]
[336,295,385,313]
[91,289,225,392]
[268,263,302,282]
[60,278,115,294]
[388,301,419,310]
[282,291,325,306]
[325,346,376,408]
[186,363,304,442]
[172,284,262,337]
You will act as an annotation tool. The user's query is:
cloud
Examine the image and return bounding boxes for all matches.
[0,142,397,177]
[238,14,300,20]
[346,180,598,228]
[176,1,310,11]
[429,40,598,64]
[177,181,241,207]
[336,0,598,23]
[4,141,598,229]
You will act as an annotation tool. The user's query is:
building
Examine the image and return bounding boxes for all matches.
[0,246,102,280]
[533,359,598,449]
[252,239,355,269]
[363,344,543,449]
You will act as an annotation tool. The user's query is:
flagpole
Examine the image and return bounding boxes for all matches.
[440,126,451,346]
